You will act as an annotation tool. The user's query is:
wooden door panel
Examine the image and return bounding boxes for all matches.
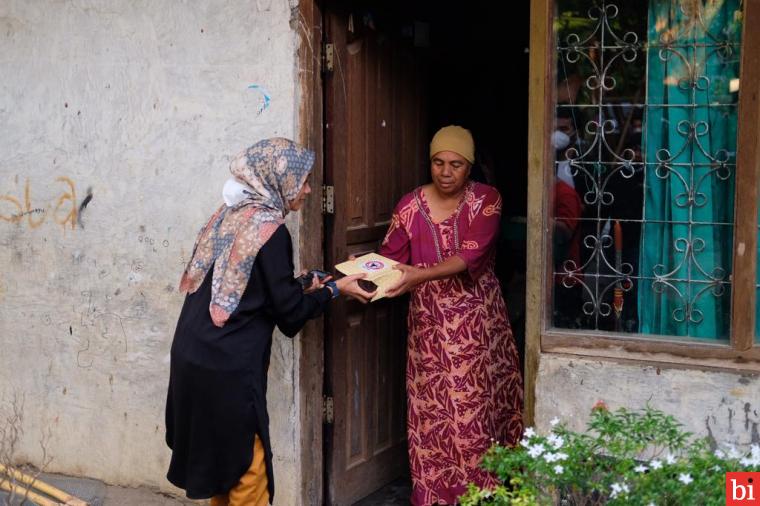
[373,304,392,451]
[373,35,394,225]
[324,3,427,504]
[345,312,367,466]
[346,44,367,229]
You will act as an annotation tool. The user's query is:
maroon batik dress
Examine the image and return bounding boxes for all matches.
[379,181,523,505]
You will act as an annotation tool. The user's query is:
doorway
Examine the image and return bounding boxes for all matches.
[321,2,530,504]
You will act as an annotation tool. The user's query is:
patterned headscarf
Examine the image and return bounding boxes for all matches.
[179,138,315,327]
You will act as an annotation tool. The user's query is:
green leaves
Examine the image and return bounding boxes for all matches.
[460,405,760,505]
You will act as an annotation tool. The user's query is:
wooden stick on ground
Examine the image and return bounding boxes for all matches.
[0,477,61,506]
[0,464,88,506]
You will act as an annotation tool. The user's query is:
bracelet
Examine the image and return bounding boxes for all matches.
[325,280,339,299]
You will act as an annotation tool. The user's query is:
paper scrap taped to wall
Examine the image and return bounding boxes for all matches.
[335,253,402,302]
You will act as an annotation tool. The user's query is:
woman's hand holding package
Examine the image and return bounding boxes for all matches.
[385,263,425,297]
[385,255,468,298]
[336,273,376,303]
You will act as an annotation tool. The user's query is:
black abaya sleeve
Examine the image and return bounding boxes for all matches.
[257,225,331,337]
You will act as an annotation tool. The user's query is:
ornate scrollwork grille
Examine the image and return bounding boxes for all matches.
[552,0,741,338]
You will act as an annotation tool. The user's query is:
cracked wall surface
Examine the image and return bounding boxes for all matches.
[535,355,760,449]
[0,2,305,503]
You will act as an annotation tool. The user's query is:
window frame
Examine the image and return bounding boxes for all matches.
[525,0,760,421]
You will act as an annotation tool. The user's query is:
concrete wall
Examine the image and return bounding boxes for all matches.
[535,354,760,449]
[0,1,306,503]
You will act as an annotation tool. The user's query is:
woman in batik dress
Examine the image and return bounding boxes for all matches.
[380,126,523,505]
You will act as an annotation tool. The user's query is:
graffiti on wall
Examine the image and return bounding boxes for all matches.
[248,84,271,115]
[1,177,79,231]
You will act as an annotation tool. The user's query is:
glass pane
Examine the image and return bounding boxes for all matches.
[552,0,741,340]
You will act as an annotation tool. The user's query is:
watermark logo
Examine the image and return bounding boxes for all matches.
[361,260,385,271]
[727,472,760,505]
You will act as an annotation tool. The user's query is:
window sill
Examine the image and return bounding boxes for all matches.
[541,329,760,373]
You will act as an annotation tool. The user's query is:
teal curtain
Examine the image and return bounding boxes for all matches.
[639,0,741,339]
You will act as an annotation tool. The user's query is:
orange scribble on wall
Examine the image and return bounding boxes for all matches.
[25,179,46,228]
[0,194,22,223]
[0,177,79,231]
[53,177,77,230]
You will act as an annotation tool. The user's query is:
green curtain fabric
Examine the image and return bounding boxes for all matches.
[639,0,741,339]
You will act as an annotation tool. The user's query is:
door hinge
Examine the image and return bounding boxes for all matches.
[322,185,335,214]
[323,43,335,73]
[323,396,334,424]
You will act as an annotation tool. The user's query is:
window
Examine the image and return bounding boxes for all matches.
[537,0,760,362]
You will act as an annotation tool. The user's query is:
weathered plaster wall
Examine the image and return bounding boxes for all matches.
[535,354,760,448]
[0,1,305,503]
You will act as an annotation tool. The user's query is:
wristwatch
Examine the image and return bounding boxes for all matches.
[325,280,339,299]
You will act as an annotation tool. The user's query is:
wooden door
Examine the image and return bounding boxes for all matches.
[323,3,428,504]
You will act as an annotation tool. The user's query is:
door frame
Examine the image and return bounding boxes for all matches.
[295,1,543,504]
[295,1,326,505]
[524,0,551,429]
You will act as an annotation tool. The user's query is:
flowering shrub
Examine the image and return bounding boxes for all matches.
[460,403,760,505]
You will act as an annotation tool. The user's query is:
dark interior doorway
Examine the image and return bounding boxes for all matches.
[422,1,531,365]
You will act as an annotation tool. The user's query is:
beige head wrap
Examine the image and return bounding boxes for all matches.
[429,125,475,163]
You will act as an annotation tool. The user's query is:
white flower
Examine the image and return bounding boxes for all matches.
[520,438,530,448]
[742,445,760,467]
[728,445,742,460]
[634,464,648,473]
[550,417,561,427]
[609,482,629,499]
[678,473,693,485]
[714,449,726,459]
[544,452,560,463]
[554,464,564,474]
[523,427,536,438]
[713,465,722,472]
[555,452,569,461]
[528,443,546,458]
[547,434,565,449]
[665,453,677,465]
[650,459,663,470]
[647,502,656,506]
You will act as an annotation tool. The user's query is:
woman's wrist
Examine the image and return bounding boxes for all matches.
[426,256,467,282]
[325,280,339,299]
[412,265,430,286]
